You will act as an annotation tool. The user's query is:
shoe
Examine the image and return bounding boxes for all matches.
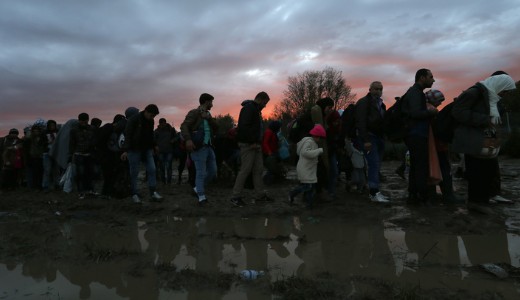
[198,199,208,207]
[490,195,513,204]
[370,192,390,203]
[132,194,142,203]
[79,193,86,200]
[88,190,100,197]
[191,187,198,197]
[230,197,246,207]
[151,192,163,202]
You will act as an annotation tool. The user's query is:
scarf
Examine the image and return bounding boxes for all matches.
[479,74,516,125]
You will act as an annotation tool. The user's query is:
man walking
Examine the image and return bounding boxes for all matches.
[230,91,272,206]
[180,93,218,206]
[121,104,163,203]
[403,69,438,205]
[355,81,389,203]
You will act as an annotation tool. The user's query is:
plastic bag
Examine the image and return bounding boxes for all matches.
[59,163,75,193]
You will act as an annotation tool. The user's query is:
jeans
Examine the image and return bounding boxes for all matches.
[73,154,94,193]
[157,152,173,183]
[128,149,157,196]
[361,134,385,192]
[327,152,338,197]
[190,146,217,197]
[42,153,57,190]
[289,183,316,206]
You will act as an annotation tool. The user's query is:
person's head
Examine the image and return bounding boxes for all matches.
[125,107,139,119]
[90,117,102,128]
[309,124,326,142]
[144,104,159,120]
[78,112,89,126]
[199,93,214,110]
[8,128,19,138]
[158,117,167,127]
[112,114,125,124]
[415,68,435,89]
[316,97,334,115]
[46,120,57,132]
[369,81,383,98]
[482,74,516,98]
[254,91,270,109]
[425,89,445,107]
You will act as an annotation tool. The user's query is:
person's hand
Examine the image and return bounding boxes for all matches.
[120,152,128,161]
[185,140,195,152]
[363,142,372,152]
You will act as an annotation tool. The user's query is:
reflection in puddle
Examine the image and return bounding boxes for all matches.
[1,212,520,299]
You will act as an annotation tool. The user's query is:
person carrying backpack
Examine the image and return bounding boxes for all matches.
[354,81,389,203]
[403,68,438,205]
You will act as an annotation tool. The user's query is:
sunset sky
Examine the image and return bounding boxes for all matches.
[1,0,519,135]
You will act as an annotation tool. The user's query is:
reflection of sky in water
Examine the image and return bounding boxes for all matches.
[2,212,520,299]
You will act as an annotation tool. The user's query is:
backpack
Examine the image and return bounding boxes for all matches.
[341,103,357,139]
[432,102,457,143]
[384,94,408,143]
[288,112,314,144]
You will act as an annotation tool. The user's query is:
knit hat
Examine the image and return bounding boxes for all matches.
[125,107,139,119]
[9,128,19,135]
[309,124,326,138]
[425,89,445,105]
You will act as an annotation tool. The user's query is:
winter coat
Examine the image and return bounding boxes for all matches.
[355,93,386,141]
[236,100,263,144]
[296,137,323,184]
[154,124,175,153]
[180,107,218,144]
[451,83,500,156]
[124,112,155,151]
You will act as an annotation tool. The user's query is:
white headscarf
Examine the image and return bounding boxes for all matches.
[479,74,516,125]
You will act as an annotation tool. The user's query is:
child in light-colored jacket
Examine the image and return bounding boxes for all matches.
[288,124,326,208]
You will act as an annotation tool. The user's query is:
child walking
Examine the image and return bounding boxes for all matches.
[288,124,326,208]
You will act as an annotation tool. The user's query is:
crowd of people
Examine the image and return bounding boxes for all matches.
[0,69,517,208]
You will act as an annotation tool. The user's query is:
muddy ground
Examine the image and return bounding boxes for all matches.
[1,159,519,299]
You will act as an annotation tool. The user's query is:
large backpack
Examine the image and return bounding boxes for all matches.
[384,95,408,143]
[288,112,314,144]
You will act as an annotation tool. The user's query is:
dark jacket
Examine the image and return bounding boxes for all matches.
[403,83,434,138]
[180,107,218,143]
[355,93,386,142]
[69,124,95,155]
[236,100,263,144]
[124,112,155,151]
[154,124,175,153]
[451,83,495,155]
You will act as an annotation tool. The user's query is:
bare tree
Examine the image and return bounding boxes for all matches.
[273,67,356,119]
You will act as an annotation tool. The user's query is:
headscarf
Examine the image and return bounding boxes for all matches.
[479,74,516,125]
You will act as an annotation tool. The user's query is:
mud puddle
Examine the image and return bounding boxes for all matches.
[1,209,520,299]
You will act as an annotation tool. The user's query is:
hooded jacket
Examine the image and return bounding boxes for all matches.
[296,137,323,183]
[236,100,263,144]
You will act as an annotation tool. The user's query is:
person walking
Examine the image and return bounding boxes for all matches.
[121,104,163,203]
[403,69,438,205]
[355,81,389,203]
[180,93,218,206]
[230,91,272,207]
[288,124,326,208]
[451,74,516,204]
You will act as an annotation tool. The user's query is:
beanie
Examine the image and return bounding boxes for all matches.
[309,124,326,138]
[125,107,139,119]
[425,89,445,105]
[9,128,19,135]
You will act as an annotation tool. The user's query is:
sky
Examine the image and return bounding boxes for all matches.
[1,0,519,136]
